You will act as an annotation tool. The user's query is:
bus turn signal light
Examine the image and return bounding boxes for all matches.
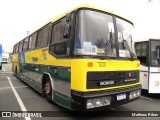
[88,62,93,67]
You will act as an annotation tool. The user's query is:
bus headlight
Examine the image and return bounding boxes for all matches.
[86,101,94,109]
[129,90,141,100]
[86,96,111,109]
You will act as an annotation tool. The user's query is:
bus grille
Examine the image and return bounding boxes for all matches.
[87,70,139,89]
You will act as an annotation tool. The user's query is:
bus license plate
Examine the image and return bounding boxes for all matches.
[117,93,126,101]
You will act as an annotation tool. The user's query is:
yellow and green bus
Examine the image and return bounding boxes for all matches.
[12,5,141,110]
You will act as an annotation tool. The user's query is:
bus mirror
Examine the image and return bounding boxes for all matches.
[63,23,71,38]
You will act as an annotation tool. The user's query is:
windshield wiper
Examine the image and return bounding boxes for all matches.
[121,31,134,61]
[99,31,113,60]
[123,39,134,61]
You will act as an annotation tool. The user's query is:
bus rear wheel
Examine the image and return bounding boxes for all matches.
[44,80,52,102]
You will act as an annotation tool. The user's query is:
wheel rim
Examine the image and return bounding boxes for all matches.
[45,82,51,94]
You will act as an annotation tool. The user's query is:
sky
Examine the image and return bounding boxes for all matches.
[0,0,160,52]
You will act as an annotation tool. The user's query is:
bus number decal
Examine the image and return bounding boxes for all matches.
[98,62,106,67]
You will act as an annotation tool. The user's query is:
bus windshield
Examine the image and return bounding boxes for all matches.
[150,40,160,66]
[74,10,116,57]
[116,18,136,58]
[74,9,136,59]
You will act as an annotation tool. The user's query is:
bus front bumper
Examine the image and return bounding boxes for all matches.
[71,84,141,111]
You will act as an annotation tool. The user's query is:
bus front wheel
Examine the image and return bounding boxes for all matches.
[44,78,52,102]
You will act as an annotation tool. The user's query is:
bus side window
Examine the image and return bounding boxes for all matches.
[14,45,16,53]
[23,38,29,51]
[51,22,61,44]
[36,24,50,48]
[28,32,37,50]
[135,42,148,65]
[13,45,15,53]
[16,43,19,53]
[51,18,66,44]
[50,17,69,56]
[19,41,23,53]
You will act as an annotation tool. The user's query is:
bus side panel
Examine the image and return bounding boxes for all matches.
[149,67,160,93]
[140,65,149,90]
[24,47,72,108]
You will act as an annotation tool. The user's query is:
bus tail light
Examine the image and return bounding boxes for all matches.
[86,96,111,109]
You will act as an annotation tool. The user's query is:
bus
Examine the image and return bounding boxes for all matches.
[0,44,2,70]
[12,5,141,110]
[2,53,9,63]
[135,39,160,93]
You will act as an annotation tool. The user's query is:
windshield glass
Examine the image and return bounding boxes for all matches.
[74,10,116,57]
[116,18,136,58]
[150,40,160,66]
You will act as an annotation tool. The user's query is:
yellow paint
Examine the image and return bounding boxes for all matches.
[25,47,71,66]
[12,53,20,72]
[71,59,140,92]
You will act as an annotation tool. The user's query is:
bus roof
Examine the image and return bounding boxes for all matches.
[23,4,133,39]
[50,4,132,24]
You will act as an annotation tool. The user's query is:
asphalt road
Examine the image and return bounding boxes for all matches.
[0,63,160,120]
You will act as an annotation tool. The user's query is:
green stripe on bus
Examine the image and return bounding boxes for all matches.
[54,91,71,109]
[20,63,71,82]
